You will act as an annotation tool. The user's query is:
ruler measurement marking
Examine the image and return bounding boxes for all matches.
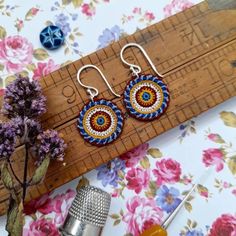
[184,7,195,21]
[109,44,118,60]
[93,152,104,167]
[226,82,236,96]
[54,22,236,83]
[134,30,145,45]
[221,87,231,100]
[145,125,156,140]
[89,52,100,65]
[88,55,94,66]
[120,137,130,153]
[168,16,177,30]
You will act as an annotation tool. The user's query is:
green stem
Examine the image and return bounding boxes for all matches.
[7,160,23,186]
[22,143,29,202]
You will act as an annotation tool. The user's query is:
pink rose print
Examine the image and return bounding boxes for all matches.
[153,158,181,186]
[0,89,4,96]
[23,218,60,236]
[232,189,236,196]
[202,148,224,172]
[51,189,75,213]
[223,182,230,189]
[126,167,150,194]
[182,175,192,185]
[209,214,236,236]
[15,19,24,32]
[164,0,194,18]
[133,7,141,14]
[0,35,33,73]
[232,189,236,197]
[81,3,96,17]
[111,188,120,198]
[33,59,60,80]
[120,143,149,168]
[49,189,76,225]
[208,134,219,142]
[144,11,155,21]
[123,196,163,236]
[207,133,225,143]
[24,189,76,226]
[199,190,208,198]
[31,7,40,16]
[24,193,53,215]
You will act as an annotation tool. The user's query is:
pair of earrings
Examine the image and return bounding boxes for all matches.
[77,43,170,146]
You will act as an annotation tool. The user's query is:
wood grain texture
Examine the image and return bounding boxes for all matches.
[0,0,236,215]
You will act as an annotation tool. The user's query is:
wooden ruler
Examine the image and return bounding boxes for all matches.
[0,0,236,215]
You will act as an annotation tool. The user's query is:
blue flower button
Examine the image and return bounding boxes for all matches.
[39,25,64,50]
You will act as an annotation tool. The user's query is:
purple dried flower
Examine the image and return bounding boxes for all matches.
[34,130,67,164]
[2,76,46,119]
[0,122,17,159]
[12,117,42,145]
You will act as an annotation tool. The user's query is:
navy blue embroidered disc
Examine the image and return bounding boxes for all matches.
[40,25,64,50]
[124,74,169,121]
[78,99,123,146]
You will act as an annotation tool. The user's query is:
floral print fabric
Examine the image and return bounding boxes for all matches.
[0,0,235,236]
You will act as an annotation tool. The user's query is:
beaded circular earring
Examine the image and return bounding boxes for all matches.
[120,43,169,121]
[77,65,123,146]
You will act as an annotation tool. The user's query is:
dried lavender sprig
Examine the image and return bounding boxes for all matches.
[0,121,23,185]
[0,122,17,160]
[2,76,46,119]
[1,76,67,206]
[12,116,42,145]
[34,130,67,165]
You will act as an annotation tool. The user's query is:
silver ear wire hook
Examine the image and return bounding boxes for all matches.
[120,43,163,77]
[77,64,121,101]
